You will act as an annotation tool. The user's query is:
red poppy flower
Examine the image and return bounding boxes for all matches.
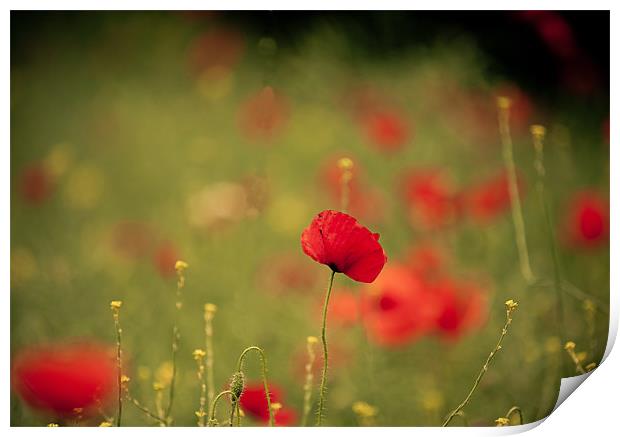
[239,383,297,426]
[152,241,180,278]
[19,163,54,205]
[400,169,461,230]
[561,190,609,249]
[238,87,289,142]
[405,242,448,281]
[11,341,116,418]
[431,277,487,340]
[315,288,359,327]
[360,265,437,346]
[463,170,526,223]
[362,110,410,152]
[301,210,387,283]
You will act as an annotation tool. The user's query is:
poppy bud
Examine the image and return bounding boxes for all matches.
[230,371,245,400]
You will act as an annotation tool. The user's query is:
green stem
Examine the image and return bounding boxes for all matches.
[237,346,275,426]
[208,390,238,427]
[498,100,535,285]
[316,270,336,426]
[505,406,523,425]
[112,311,122,427]
[442,304,517,427]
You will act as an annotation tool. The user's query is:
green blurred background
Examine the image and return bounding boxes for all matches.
[10,11,609,426]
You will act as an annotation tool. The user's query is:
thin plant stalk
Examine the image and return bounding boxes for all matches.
[165,261,188,424]
[204,304,217,418]
[110,301,123,427]
[338,157,354,213]
[498,98,535,285]
[208,390,239,427]
[442,300,519,427]
[531,125,566,338]
[301,336,318,426]
[237,346,275,426]
[317,270,336,426]
[125,391,167,426]
[193,350,207,426]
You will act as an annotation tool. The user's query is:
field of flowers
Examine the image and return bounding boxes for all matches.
[10,11,610,427]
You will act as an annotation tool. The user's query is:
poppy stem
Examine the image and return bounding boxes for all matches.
[204,304,217,420]
[442,300,518,427]
[317,270,336,426]
[110,301,123,427]
[208,390,239,427]
[497,97,535,285]
[237,346,274,426]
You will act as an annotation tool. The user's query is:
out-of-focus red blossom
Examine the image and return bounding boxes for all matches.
[152,241,180,278]
[11,342,116,418]
[400,169,461,230]
[431,278,487,340]
[187,28,245,77]
[463,170,526,223]
[561,191,609,249]
[301,210,387,283]
[405,242,448,281]
[110,221,155,260]
[19,163,54,205]
[256,252,321,296]
[239,383,297,426]
[360,265,437,346]
[316,288,359,327]
[238,87,289,142]
[319,155,385,223]
[361,110,410,152]
[516,11,577,59]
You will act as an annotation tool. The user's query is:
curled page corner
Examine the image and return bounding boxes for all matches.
[552,373,591,411]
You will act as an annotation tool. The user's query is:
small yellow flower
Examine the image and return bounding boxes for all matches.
[307,336,318,345]
[495,417,510,426]
[99,421,112,427]
[497,96,512,110]
[576,351,588,362]
[195,410,207,418]
[47,423,59,427]
[504,299,518,311]
[352,401,378,418]
[337,157,354,171]
[271,402,283,412]
[530,125,546,138]
[204,303,217,314]
[110,300,123,310]
[564,341,576,351]
[175,260,189,272]
[193,349,206,360]
[121,375,131,384]
[585,362,597,372]
[153,381,165,391]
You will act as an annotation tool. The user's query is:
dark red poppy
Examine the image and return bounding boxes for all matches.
[187,28,245,77]
[463,170,526,223]
[400,169,461,230]
[11,341,116,418]
[361,110,410,152]
[239,383,297,426]
[301,210,387,283]
[152,241,180,278]
[431,277,487,340]
[238,87,289,142]
[19,163,54,205]
[315,288,359,327]
[561,190,609,249]
[360,265,437,346]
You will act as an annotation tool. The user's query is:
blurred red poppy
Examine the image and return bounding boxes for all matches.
[463,170,526,223]
[19,163,54,205]
[301,210,387,283]
[561,190,609,249]
[360,265,436,346]
[315,288,359,327]
[187,28,245,77]
[11,341,116,418]
[239,383,297,426]
[361,110,410,152]
[152,241,180,278]
[400,169,461,230]
[405,242,448,281]
[238,87,289,142]
[431,277,487,340]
